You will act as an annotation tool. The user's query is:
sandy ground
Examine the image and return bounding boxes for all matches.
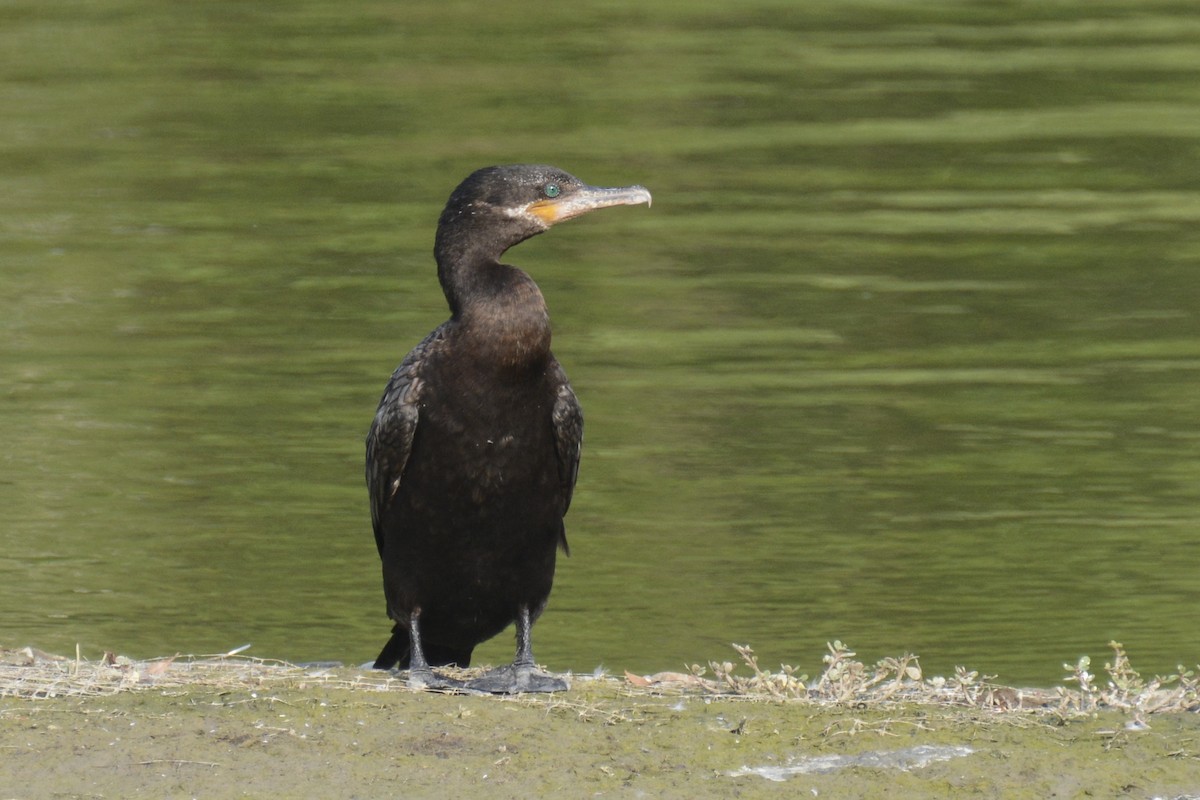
[2,658,1200,799]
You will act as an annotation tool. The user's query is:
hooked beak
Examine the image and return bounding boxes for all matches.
[527,184,653,226]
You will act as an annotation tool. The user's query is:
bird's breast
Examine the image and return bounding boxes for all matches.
[413,372,557,486]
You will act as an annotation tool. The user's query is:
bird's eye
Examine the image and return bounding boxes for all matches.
[543,184,561,198]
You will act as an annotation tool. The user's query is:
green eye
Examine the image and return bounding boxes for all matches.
[544,184,561,198]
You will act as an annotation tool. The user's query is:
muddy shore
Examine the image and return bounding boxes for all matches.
[2,651,1199,799]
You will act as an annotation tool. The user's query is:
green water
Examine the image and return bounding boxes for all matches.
[3,1,1199,685]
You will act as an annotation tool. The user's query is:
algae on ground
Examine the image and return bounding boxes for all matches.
[3,669,1200,799]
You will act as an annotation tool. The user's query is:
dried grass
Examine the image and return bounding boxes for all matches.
[647,640,1200,719]
[3,640,1197,722]
[0,646,403,700]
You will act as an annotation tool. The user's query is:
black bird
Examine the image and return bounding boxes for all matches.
[366,165,651,693]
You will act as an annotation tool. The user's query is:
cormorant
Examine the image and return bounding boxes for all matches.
[366,165,651,693]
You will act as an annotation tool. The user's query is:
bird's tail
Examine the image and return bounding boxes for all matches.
[372,625,411,670]
[372,624,475,670]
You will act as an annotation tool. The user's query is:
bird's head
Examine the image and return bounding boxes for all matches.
[435,165,652,260]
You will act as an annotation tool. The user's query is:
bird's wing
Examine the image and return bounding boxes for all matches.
[365,328,441,559]
[550,361,584,519]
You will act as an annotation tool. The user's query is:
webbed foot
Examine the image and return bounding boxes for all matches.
[465,664,569,694]
[396,666,467,692]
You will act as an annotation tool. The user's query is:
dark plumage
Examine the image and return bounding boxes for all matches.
[366,165,651,693]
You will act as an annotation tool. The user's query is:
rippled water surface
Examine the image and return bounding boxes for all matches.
[3,1,1200,684]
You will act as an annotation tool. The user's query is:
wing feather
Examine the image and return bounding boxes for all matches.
[550,361,584,527]
[365,327,442,558]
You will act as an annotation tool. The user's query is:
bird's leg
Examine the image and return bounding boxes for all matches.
[465,605,569,694]
[511,603,539,672]
[404,608,464,691]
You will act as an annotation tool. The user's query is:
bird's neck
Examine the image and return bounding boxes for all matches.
[442,258,553,373]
